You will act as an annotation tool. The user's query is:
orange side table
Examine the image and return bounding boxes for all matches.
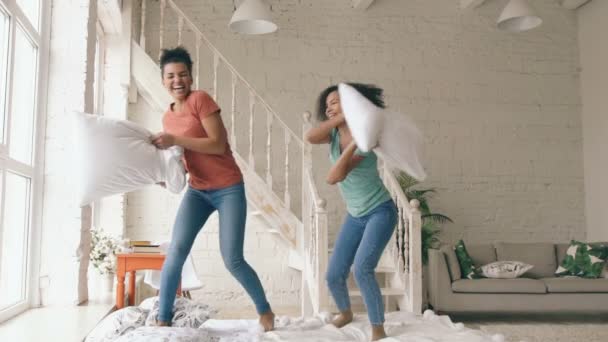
[115,253,181,309]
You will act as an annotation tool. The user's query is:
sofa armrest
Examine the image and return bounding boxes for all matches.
[428,248,454,311]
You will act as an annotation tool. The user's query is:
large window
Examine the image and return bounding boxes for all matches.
[0,0,45,322]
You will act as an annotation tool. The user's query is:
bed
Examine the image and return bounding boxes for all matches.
[85,297,505,342]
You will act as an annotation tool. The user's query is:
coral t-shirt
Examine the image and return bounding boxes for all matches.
[162,90,243,190]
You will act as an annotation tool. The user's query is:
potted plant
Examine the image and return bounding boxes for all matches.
[396,172,453,264]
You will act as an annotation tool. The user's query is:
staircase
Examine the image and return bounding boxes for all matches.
[129,0,422,315]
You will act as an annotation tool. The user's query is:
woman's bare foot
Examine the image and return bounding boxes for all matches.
[259,311,275,332]
[155,319,171,327]
[332,309,353,328]
[371,324,387,341]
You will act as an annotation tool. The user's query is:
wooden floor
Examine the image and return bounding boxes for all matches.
[0,294,114,342]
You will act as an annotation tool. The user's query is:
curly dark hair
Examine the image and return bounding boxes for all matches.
[159,46,193,77]
[316,83,385,122]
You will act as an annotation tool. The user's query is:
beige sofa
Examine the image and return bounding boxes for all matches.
[427,242,608,314]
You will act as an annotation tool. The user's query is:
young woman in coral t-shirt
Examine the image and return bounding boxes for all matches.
[151,47,274,331]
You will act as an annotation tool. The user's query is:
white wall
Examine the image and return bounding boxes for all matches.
[126,0,587,311]
[42,0,97,305]
[578,0,608,242]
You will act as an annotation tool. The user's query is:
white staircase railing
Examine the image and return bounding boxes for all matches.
[134,0,422,315]
[301,112,329,315]
[378,162,423,313]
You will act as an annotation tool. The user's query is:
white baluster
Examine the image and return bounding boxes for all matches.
[159,0,166,58]
[302,112,312,170]
[397,198,405,272]
[248,91,255,168]
[231,72,237,147]
[284,131,291,209]
[408,198,422,313]
[404,205,411,274]
[195,35,201,89]
[139,0,146,49]
[266,108,273,189]
[213,53,219,101]
[177,16,184,45]
[315,198,328,311]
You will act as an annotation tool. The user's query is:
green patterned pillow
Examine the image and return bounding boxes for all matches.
[555,240,607,279]
[454,240,484,279]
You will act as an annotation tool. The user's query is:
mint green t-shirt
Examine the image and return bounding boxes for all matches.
[330,129,391,217]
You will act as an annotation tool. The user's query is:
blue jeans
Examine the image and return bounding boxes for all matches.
[326,200,397,325]
[158,182,271,321]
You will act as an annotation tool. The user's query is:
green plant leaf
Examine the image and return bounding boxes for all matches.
[395,171,453,265]
[422,213,454,224]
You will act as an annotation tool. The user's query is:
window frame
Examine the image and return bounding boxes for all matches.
[92,20,105,231]
[0,0,49,323]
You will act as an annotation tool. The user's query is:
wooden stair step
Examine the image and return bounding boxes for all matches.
[249,210,280,234]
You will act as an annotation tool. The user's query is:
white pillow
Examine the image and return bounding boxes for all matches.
[480,261,534,279]
[338,83,427,181]
[72,112,186,206]
[375,110,427,181]
[338,83,384,153]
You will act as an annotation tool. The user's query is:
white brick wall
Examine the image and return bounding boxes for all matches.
[126,0,587,311]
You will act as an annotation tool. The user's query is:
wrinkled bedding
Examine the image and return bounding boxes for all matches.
[85,297,216,342]
[86,297,506,342]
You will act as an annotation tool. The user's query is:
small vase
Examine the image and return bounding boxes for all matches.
[103,273,115,293]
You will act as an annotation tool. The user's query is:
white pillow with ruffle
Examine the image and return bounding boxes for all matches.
[480,261,533,279]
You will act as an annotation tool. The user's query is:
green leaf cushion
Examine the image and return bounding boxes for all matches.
[454,240,484,279]
[555,240,607,279]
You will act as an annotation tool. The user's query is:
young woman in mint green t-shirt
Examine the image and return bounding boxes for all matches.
[305,83,397,341]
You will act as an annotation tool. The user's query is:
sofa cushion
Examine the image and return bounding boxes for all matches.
[592,242,608,278]
[555,240,607,278]
[555,243,569,267]
[466,244,497,267]
[543,277,608,293]
[556,242,608,271]
[480,261,534,279]
[452,278,547,294]
[440,246,461,281]
[495,242,555,279]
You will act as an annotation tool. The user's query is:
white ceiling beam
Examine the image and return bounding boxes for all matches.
[97,0,122,34]
[559,0,591,10]
[352,0,375,11]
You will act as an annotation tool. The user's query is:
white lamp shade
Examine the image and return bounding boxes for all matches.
[229,0,277,35]
[497,0,542,32]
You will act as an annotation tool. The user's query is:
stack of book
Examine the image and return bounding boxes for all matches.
[129,240,163,253]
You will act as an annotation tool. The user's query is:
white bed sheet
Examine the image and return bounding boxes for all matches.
[87,297,506,342]
[201,310,506,342]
